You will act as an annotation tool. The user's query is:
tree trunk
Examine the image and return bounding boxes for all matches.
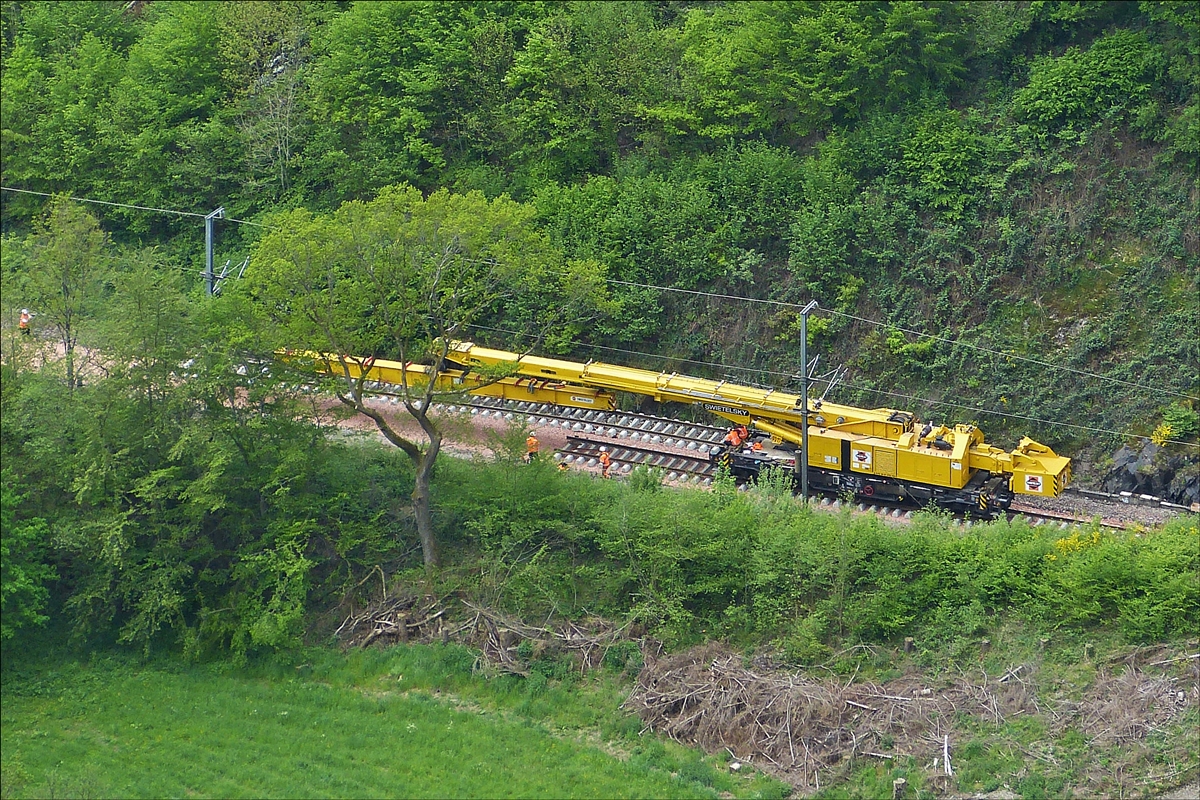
[64,342,75,390]
[411,448,439,573]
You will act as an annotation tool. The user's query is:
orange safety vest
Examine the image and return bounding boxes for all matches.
[526,436,539,454]
[19,311,31,329]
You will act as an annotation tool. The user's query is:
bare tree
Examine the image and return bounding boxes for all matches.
[220,1,307,199]
[240,64,302,199]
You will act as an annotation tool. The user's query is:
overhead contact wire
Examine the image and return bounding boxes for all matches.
[3,185,1192,402]
[595,275,1199,403]
[0,186,275,228]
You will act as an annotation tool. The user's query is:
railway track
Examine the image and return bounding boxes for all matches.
[1011,486,1191,530]
[557,435,717,484]
[453,395,730,483]
[372,394,1190,531]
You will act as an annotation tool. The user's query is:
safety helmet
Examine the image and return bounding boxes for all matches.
[600,447,607,452]
[21,309,29,314]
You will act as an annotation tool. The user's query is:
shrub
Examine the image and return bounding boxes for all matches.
[1014,31,1165,133]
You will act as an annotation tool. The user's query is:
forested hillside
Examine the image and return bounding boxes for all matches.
[2,5,1198,795]
[3,1,1196,464]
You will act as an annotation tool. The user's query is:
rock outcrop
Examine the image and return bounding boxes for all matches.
[1102,440,1200,507]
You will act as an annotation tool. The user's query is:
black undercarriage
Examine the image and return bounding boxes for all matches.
[718,449,1014,519]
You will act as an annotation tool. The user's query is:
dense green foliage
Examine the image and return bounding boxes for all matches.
[0,0,1193,676]
[2,7,1195,794]
[433,455,1199,656]
[0,201,417,652]
[1,357,415,657]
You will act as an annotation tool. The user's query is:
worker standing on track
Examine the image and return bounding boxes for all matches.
[599,447,613,478]
[525,433,540,463]
[19,308,32,336]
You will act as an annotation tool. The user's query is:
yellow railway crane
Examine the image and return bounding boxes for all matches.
[289,342,1071,516]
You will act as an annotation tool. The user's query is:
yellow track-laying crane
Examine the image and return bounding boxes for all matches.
[290,342,1071,516]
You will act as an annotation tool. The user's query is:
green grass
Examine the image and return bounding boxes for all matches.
[0,643,788,799]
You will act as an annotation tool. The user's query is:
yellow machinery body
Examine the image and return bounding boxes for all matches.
[284,350,616,411]
[287,343,1071,501]
[440,343,1070,499]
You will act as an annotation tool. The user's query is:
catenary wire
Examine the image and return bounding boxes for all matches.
[594,275,1200,403]
[466,323,1199,448]
[0,186,275,228]
[3,184,1192,402]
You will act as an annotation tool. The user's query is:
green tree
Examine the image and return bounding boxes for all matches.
[0,466,53,640]
[900,108,987,220]
[20,199,110,389]
[302,2,470,201]
[217,1,316,203]
[0,3,137,225]
[502,2,669,182]
[103,1,238,234]
[243,185,605,571]
[1014,29,1166,136]
[659,1,965,140]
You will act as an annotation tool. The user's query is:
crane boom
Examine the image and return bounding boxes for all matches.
[442,342,1070,503]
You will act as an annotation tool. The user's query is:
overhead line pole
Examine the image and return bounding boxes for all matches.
[799,301,818,506]
[204,207,224,296]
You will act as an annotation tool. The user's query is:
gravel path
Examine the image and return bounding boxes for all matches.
[1016,489,1186,528]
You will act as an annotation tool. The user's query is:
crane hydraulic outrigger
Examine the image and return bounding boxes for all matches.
[289,342,1071,517]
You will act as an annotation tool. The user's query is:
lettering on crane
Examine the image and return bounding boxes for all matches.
[703,403,750,417]
[570,396,595,404]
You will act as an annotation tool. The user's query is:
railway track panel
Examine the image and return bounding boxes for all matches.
[558,435,717,484]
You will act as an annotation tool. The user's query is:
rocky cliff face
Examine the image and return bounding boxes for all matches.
[1102,441,1200,507]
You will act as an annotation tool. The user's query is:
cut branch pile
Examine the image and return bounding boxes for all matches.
[334,592,447,649]
[623,644,1195,792]
[1049,661,1200,745]
[330,588,1197,795]
[454,600,635,677]
[334,591,636,678]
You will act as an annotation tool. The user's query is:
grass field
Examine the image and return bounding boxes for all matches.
[0,643,788,799]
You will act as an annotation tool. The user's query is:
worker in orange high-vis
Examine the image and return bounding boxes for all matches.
[599,447,613,478]
[722,427,744,449]
[18,308,32,336]
[525,433,540,463]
